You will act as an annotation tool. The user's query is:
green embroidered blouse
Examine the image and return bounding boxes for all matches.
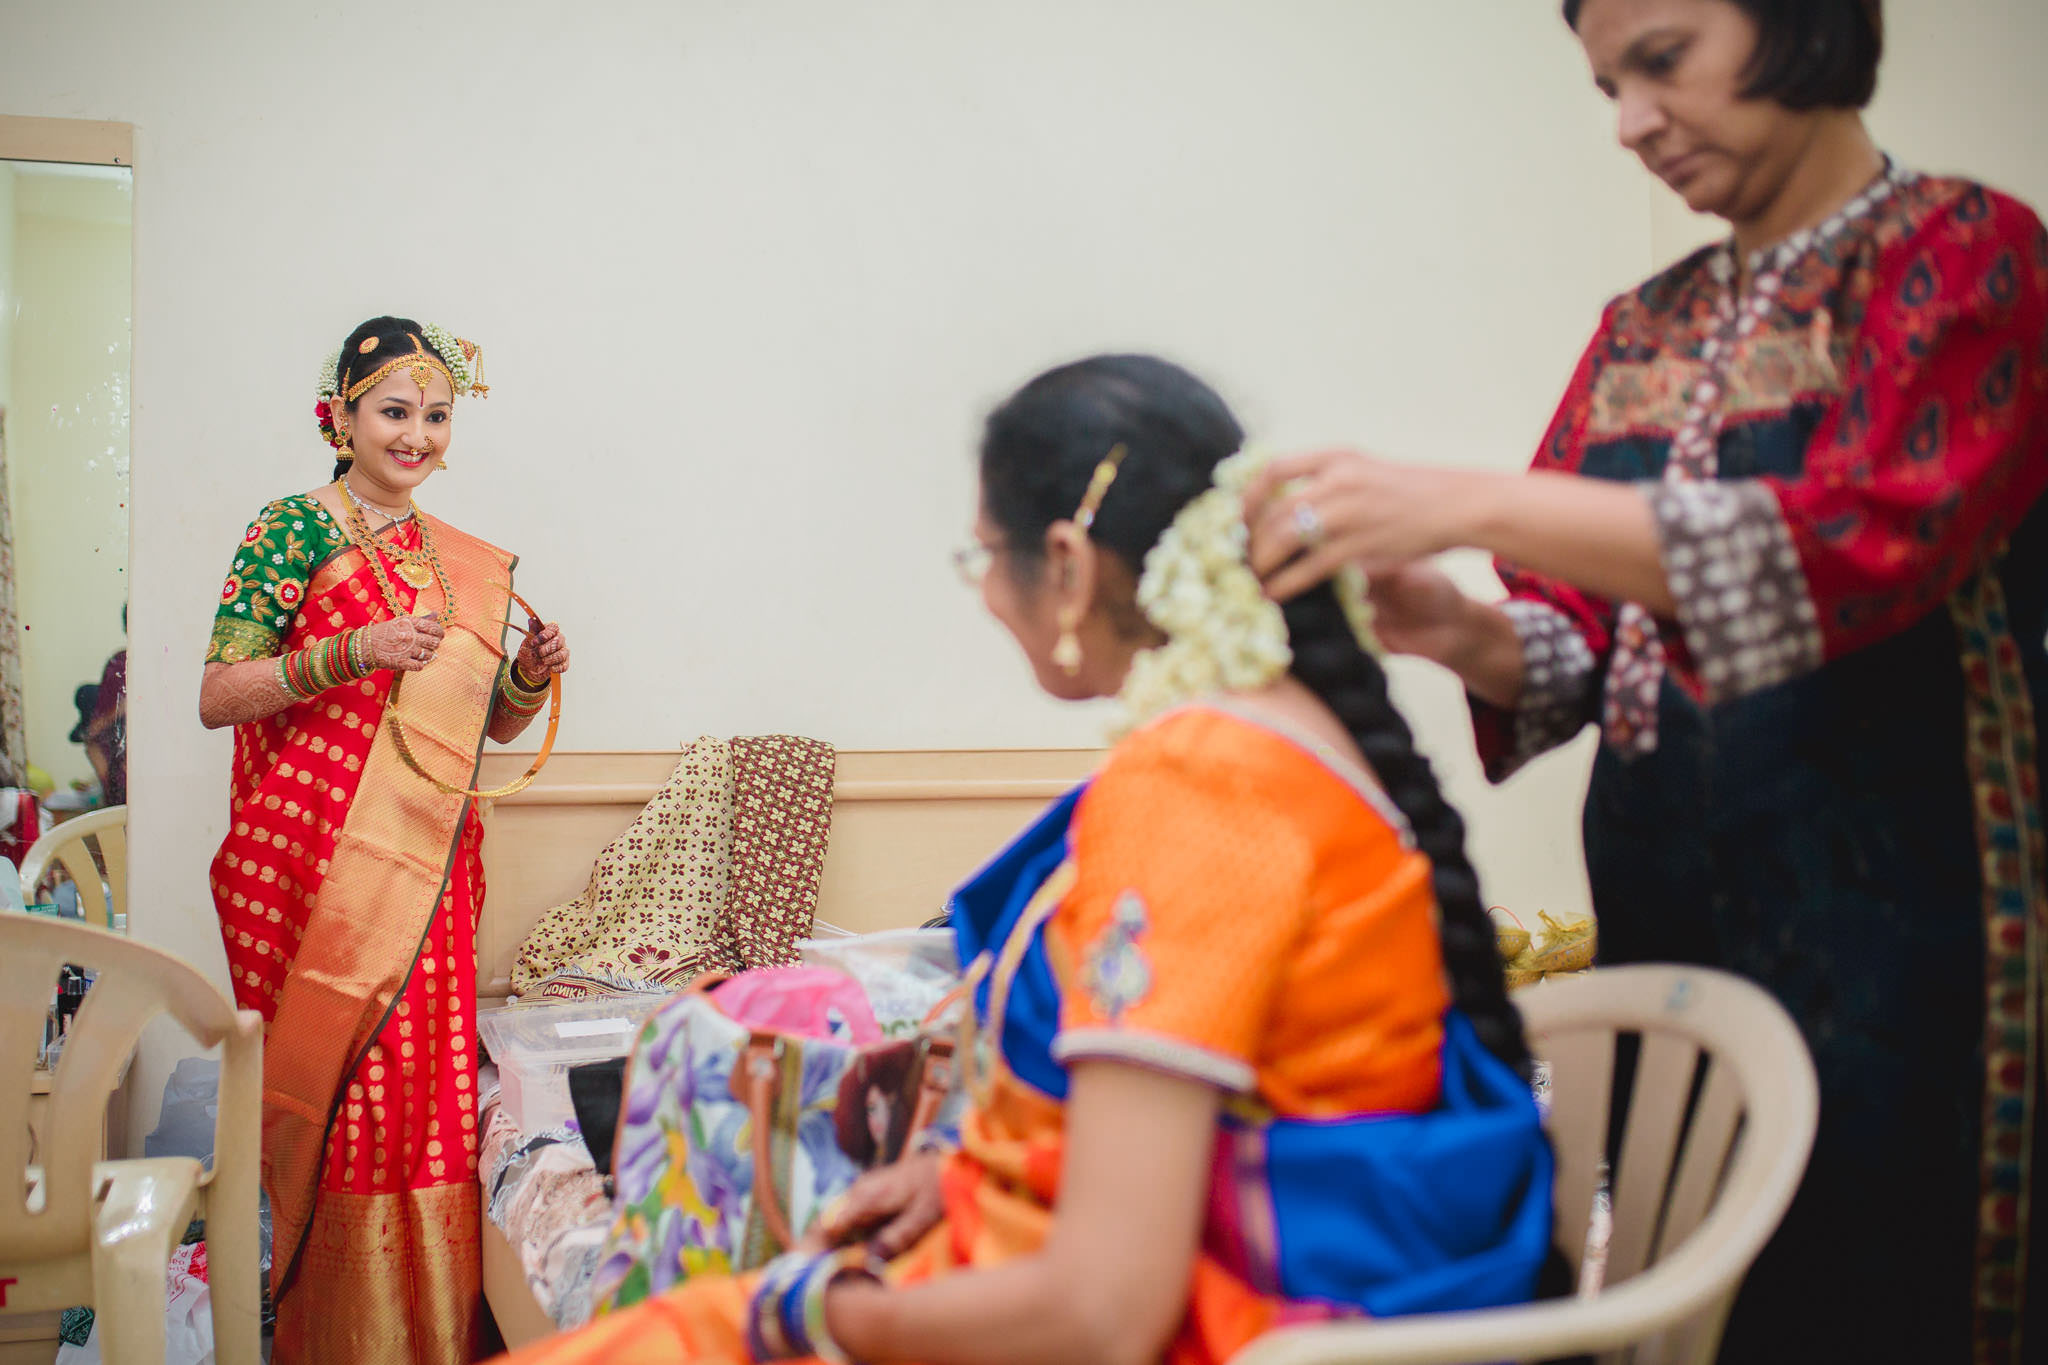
[207,494,350,664]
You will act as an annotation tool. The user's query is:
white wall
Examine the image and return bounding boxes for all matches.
[1873,1,2048,202]
[1,0,2041,1143]
[7,168,132,792]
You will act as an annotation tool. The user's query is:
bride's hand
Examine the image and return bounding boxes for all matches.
[516,621,570,680]
[366,615,445,672]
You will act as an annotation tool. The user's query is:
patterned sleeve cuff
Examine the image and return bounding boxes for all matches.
[1051,1027,1257,1094]
[1647,480,1822,705]
[207,617,283,664]
[1477,598,1600,782]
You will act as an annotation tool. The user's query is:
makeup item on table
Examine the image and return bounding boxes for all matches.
[56,966,89,1036]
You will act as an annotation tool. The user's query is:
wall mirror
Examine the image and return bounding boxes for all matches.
[0,118,132,928]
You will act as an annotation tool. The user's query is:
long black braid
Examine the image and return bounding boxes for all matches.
[980,353,1532,1079]
[1281,583,1533,1080]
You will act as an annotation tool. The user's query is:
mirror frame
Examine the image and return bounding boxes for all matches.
[0,116,131,167]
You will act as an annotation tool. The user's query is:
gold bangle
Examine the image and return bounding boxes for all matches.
[507,659,549,696]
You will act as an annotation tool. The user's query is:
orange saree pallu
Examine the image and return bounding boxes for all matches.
[211,513,515,1364]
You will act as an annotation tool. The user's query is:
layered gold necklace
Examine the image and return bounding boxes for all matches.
[334,477,458,624]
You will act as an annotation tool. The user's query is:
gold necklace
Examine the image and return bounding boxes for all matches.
[334,479,457,622]
[339,478,437,589]
[391,548,437,591]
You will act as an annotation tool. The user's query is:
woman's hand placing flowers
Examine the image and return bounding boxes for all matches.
[1241,449,1471,601]
[1241,447,1672,615]
[1238,446,1675,712]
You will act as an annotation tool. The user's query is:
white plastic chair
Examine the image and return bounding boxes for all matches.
[1231,965,1819,1365]
[20,805,127,929]
[0,914,262,1365]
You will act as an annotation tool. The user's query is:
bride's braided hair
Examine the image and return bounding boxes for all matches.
[980,354,1531,1078]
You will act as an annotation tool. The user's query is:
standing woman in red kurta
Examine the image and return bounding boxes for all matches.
[1245,3,2048,1362]
[199,316,572,1363]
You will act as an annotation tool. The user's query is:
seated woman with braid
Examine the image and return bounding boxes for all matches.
[498,354,1550,1365]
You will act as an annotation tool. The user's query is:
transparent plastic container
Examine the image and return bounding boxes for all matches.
[797,927,960,1036]
[475,994,668,1133]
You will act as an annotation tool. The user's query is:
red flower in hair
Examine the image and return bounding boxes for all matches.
[314,398,343,449]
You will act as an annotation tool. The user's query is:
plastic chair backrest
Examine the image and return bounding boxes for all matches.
[20,805,127,928]
[1228,965,1819,1365]
[0,915,260,1273]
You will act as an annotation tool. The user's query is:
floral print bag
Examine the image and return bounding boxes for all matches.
[590,966,960,1315]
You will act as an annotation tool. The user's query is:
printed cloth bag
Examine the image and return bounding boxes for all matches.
[591,964,961,1314]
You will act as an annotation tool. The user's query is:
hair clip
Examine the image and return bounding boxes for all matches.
[1073,443,1129,532]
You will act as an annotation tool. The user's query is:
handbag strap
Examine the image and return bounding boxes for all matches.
[904,1033,956,1143]
[737,1030,800,1251]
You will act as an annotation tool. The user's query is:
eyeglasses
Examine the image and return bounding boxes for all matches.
[951,541,998,587]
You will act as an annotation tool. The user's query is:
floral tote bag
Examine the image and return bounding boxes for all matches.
[590,965,960,1314]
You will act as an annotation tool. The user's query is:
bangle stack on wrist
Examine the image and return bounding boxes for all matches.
[278,628,375,703]
[496,659,550,719]
[744,1247,881,1364]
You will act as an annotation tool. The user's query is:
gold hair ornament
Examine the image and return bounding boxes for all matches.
[1073,443,1128,532]
[315,322,488,449]
[345,333,455,403]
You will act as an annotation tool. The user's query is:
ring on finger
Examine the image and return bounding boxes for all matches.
[1292,500,1326,551]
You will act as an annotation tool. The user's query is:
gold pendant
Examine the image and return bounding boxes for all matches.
[396,561,435,590]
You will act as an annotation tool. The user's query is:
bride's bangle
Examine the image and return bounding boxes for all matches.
[506,658,550,695]
[496,667,547,720]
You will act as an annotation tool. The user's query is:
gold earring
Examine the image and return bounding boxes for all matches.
[435,456,448,470]
[1052,613,1083,676]
[336,437,355,463]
